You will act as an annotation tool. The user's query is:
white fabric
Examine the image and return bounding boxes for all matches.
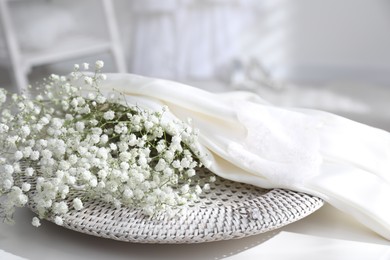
[97,73,390,240]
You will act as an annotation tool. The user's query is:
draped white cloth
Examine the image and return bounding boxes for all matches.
[98,73,390,240]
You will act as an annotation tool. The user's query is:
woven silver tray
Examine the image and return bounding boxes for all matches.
[24,168,323,244]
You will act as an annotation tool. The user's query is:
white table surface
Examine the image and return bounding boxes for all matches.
[1,203,389,260]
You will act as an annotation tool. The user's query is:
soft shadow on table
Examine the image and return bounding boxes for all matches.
[0,208,279,260]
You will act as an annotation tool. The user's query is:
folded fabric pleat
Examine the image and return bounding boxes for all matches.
[97,73,390,240]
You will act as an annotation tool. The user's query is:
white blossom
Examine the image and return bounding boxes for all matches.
[30,151,40,161]
[75,121,85,132]
[4,164,14,174]
[0,89,6,104]
[95,60,104,69]
[103,110,115,120]
[22,183,31,192]
[0,123,9,134]
[195,185,202,195]
[155,159,167,172]
[25,167,34,177]
[96,95,106,104]
[53,202,68,215]
[14,151,23,161]
[186,169,196,177]
[100,134,108,144]
[73,198,83,211]
[98,74,107,81]
[32,217,41,227]
[3,179,13,190]
[180,184,190,194]
[84,76,93,85]
[54,216,63,226]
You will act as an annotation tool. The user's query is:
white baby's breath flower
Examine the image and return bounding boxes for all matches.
[103,110,115,120]
[97,169,108,179]
[144,121,153,131]
[4,164,14,174]
[89,178,98,187]
[73,198,83,211]
[54,216,63,226]
[194,185,202,195]
[20,125,31,137]
[119,151,131,162]
[123,188,133,199]
[155,159,167,172]
[25,167,34,177]
[75,121,85,132]
[5,134,17,144]
[186,169,196,177]
[0,89,6,104]
[30,151,40,161]
[41,149,52,159]
[120,162,130,170]
[39,116,50,125]
[96,95,106,104]
[22,183,31,192]
[84,76,93,85]
[95,60,104,69]
[3,179,13,190]
[14,151,23,161]
[98,74,107,81]
[180,158,190,168]
[100,134,108,144]
[90,134,100,144]
[109,143,117,151]
[0,123,9,134]
[87,93,96,100]
[50,74,60,82]
[172,160,181,169]
[180,184,190,194]
[70,98,78,108]
[90,119,99,126]
[82,62,89,70]
[53,201,68,215]
[163,168,173,177]
[0,157,6,164]
[32,217,41,227]
[138,156,147,167]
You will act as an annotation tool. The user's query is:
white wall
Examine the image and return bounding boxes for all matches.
[1,0,390,85]
[240,0,390,85]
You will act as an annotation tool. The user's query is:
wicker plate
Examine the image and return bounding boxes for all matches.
[23,168,323,244]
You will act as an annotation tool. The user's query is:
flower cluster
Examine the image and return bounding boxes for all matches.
[0,61,213,227]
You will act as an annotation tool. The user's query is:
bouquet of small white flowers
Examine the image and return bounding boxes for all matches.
[0,61,213,227]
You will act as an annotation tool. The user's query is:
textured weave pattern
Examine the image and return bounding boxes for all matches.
[22,168,323,243]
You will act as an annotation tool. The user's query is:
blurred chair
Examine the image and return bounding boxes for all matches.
[0,0,126,92]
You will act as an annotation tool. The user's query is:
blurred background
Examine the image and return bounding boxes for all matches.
[0,0,389,130]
